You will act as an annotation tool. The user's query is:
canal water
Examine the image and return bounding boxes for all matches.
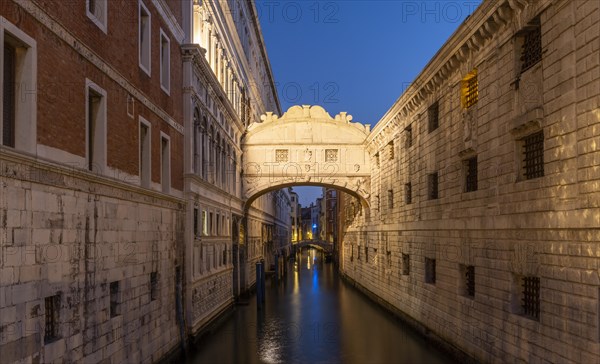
[187,248,454,364]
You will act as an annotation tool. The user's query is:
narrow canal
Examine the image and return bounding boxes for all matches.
[187,248,455,364]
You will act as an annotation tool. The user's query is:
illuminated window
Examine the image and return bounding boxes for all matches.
[461,69,478,109]
[275,149,288,162]
[202,210,208,235]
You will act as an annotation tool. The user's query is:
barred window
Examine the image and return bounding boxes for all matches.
[520,17,542,73]
[428,101,439,133]
[461,265,475,297]
[461,69,478,109]
[150,272,158,301]
[44,295,60,343]
[405,182,412,205]
[521,276,540,320]
[110,281,120,317]
[465,157,478,192]
[523,131,544,179]
[402,254,410,275]
[405,125,413,148]
[325,149,338,162]
[425,257,436,284]
[428,172,439,200]
[388,189,394,209]
[275,149,288,162]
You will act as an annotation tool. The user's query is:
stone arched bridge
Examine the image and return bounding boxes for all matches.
[295,240,333,253]
[241,105,372,210]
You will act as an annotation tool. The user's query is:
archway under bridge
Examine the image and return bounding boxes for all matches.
[241,105,372,210]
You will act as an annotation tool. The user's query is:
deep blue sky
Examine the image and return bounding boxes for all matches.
[258,0,482,206]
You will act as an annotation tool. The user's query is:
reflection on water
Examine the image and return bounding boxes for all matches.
[187,248,454,364]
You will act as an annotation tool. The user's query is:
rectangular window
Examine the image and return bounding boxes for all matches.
[405,182,412,205]
[428,172,439,200]
[193,208,199,236]
[159,29,170,93]
[460,264,475,297]
[428,101,439,132]
[110,281,120,317]
[139,1,151,75]
[160,134,170,193]
[461,69,478,109]
[325,149,338,162]
[3,41,15,147]
[150,272,158,301]
[388,189,394,209]
[425,257,436,284]
[521,276,540,320]
[275,149,288,162]
[1,24,36,153]
[465,157,478,192]
[520,16,542,73]
[86,81,107,173]
[44,295,60,343]
[522,131,544,179]
[402,254,410,275]
[86,0,107,33]
[405,125,412,148]
[209,212,214,235]
[139,119,151,188]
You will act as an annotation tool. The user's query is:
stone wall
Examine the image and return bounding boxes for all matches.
[0,153,183,363]
[341,0,600,363]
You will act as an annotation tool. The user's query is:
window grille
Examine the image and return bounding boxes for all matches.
[150,272,158,301]
[462,70,478,109]
[521,276,540,320]
[465,157,478,192]
[275,149,288,162]
[44,295,59,342]
[405,182,412,205]
[388,190,394,209]
[428,172,438,200]
[402,254,410,275]
[325,149,338,162]
[523,131,544,179]
[521,17,542,73]
[465,265,475,297]
[110,281,120,317]
[428,101,439,132]
[425,258,436,284]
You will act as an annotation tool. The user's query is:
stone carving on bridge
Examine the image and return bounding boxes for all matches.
[242,105,372,209]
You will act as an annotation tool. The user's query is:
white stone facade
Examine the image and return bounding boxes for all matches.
[340,0,600,362]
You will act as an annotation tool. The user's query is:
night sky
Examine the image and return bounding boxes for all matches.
[258,0,482,206]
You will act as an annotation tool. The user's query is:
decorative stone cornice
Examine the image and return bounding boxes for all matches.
[252,105,371,135]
